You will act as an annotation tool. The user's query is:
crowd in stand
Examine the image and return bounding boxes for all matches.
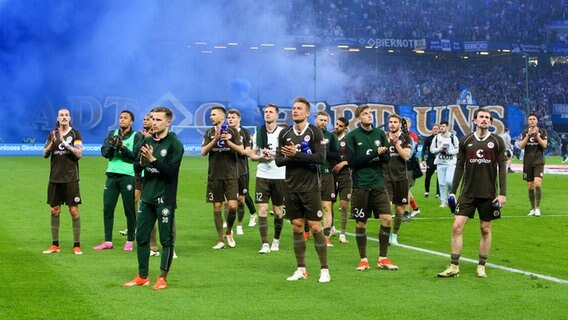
[335,53,568,150]
[338,54,568,110]
[284,0,568,146]
[289,0,567,43]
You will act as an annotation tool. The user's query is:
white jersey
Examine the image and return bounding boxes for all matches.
[499,132,512,151]
[431,133,459,165]
[252,126,286,179]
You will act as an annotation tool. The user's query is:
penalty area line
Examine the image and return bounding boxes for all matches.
[350,233,568,284]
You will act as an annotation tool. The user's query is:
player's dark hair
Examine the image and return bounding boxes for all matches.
[211,105,227,115]
[474,108,492,121]
[293,97,310,110]
[440,120,449,126]
[153,106,173,120]
[56,107,73,128]
[355,105,370,118]
[389,114,402,122]
[228,108,241,117]
[316,111,330,119]
[337,117,349,127]
[527,113,539,120]
[120,110,135,122]
[265,103,279,113]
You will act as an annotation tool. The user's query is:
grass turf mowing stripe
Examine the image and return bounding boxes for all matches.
[348,232,568,284]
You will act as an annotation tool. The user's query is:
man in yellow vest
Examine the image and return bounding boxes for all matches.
[94,110,144,251]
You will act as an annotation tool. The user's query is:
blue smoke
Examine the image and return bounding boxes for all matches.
[0,1,349,142]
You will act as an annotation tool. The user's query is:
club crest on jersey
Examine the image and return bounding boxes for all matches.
[374,140,381,147]
[66,137,73,144]
[304,135,311,142]
[160,149,168,157]
[340,141,346,147]
[161,208,170,217]
[487,142,495,149]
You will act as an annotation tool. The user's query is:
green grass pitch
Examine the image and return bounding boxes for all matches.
[0,156,566,319]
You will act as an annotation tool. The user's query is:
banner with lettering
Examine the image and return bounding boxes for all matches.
[1,97,525,155]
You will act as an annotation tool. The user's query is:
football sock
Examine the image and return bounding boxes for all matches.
[451,253,461,266]
[478,254,488,266]
[393,213,402,234]
[72,217,80,244]
[237,202,245,223]
[51,216,60,244]
[410,199,418,210]
[340,207,348,234]
[535,187,542,208]
[379,225,390,257]
[355,227,367,259]
[244,193,256,215]
[213,209,224,241]
[274,216,283,240]
[292,232,306,268]
[258,216,268,243]
[528,189,535,209]
[223,204,228,223]
[312,230,328,269]
[331,207,335,224]
[323,227,331,237]
[226,207,237,232]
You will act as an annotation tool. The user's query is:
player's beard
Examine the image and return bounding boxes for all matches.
[293,117,304,124]
[153,127,165,140]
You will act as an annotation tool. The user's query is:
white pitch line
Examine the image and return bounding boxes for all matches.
[348,232,568,284]
[409,214,568,220]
